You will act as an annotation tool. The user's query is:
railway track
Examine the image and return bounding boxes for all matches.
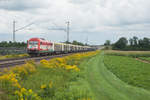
[0,53,72,68]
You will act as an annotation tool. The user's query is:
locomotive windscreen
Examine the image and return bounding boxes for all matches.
[28,41,38,49]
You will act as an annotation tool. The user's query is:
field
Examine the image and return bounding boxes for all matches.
[1,50,150,100]
[105,50,150,57]
[104,55,150,90]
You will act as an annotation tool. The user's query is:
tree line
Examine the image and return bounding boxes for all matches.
[0,40,87,47]
[104,36,150,51]
[0,41,27,47]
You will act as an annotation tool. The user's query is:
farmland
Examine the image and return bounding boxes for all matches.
[104,50,150,91]
[104,55,150,90]
[105,50,150,57]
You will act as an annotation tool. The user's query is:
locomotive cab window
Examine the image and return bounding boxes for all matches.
[29,41,38,45]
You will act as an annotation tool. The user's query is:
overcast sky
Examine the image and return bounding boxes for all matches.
[0,0,150,45]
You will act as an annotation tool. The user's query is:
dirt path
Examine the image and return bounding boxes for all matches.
[135,58,150,64]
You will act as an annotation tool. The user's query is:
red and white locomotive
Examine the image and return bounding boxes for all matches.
[27,38,93,56]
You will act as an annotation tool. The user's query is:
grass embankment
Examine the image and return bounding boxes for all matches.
[0,54,29,60]
[83,52,150,100]
[0,51,98,100]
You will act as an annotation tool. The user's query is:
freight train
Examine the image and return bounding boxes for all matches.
[27,38,95,56]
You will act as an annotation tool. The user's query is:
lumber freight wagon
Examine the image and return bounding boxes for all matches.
[53,43,63,54]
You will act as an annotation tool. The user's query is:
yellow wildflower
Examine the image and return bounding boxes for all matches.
[21,88,27,93]
[29,89,33,94]
[13,83,21,88]
[49,81,53,88]
[40,84,46,89]
[75,67,80,72]
[11,77,18,83]
[20,98,24,100]
[40,59,49,65]
[14,90,19,95]
[14,90,22,97]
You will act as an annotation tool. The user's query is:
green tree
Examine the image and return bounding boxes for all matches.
[129,38,134,46]
[104,40,111,46]
[113,37,128,49]
[133,36,138,46]
[139,37,150,48]
[72,40,84,46]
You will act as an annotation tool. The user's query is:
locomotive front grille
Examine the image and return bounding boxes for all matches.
[27,49,39,54]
